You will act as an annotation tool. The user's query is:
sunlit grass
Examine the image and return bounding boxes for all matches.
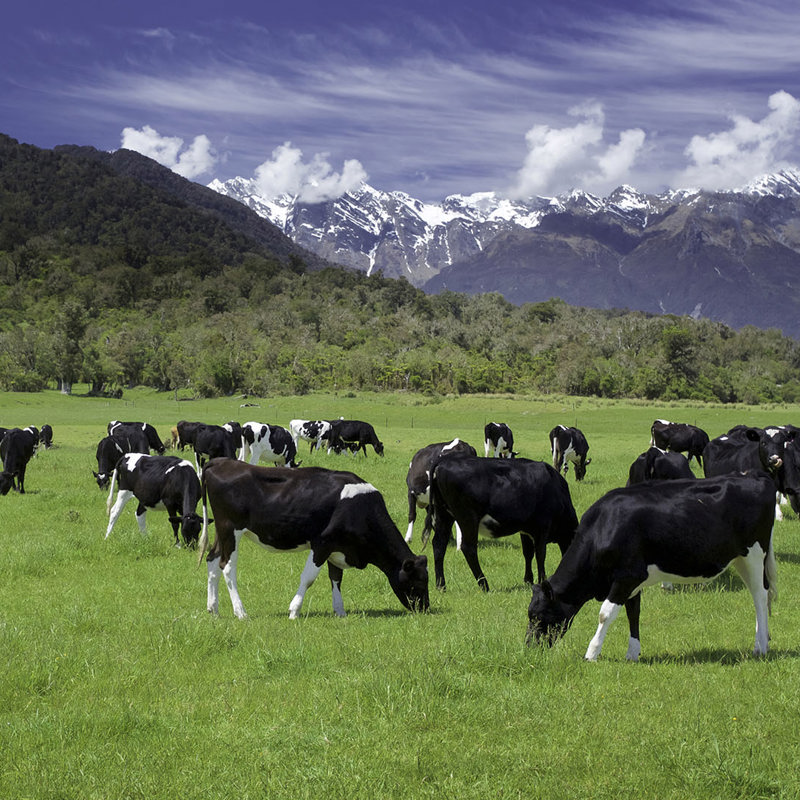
[2,388,800,798]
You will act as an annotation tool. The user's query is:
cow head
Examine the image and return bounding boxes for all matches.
[375,440,385,457]
[0,471,13,496]
[392,554,429,612]
[93,471,111,489]
[169,512,203,547]
[574,457,591,481]
[526,581,578,647]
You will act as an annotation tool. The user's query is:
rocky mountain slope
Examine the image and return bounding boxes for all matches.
[209,171,800,335]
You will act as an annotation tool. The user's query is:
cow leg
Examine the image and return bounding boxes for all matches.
[105,489,135,538]
[289,551,324,619]
[431,526,450,591]
[459,530,489,592]
[585,598,623,661]
[406,493,417,543]
[624,594,642,662]
[732,543,773,656]
[17,464,26,493]
[327,562,346,617]
[208,528,247,619]
[134,503,148,536]
[519,533,539,586]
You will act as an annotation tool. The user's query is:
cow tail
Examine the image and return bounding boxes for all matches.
[197,471,210,566]
[765,535,778,613]
[106,468,119,516]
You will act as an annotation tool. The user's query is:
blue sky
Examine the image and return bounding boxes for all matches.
[3,0,800,202]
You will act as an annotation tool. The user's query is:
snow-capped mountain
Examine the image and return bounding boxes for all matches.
[209,169,800,335]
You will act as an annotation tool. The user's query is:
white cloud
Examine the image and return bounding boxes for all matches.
[510,102,646,198]
[253,142,368,202]
[119,125,217,179]
[676,90,800,190]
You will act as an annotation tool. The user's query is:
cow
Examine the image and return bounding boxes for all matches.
[193,423,240,474]
[626,447,695,485]
[240,422,300,467]
[290,419,332,453]
[198,459,429,619]
[649,419,709,467]
[39,424,53,449]
[703,425,796,519]
[483,422,516,458]
[549,425,591,481]
[0,426,39,494]
[325,419,384,456]
[422,454,578,592]
[405,438,477,543]
[108,421,165,455]
[526,472,778,661]
[93,428,150,488]
[105,453,203,547]
[176,420,204,451]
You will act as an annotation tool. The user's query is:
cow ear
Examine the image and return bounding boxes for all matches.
[585,458,592,465]
[745,428,761,442]
[542,580,555,601]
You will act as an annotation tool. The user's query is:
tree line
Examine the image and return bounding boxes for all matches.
[1,132,800,403]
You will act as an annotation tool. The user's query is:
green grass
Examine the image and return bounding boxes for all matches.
[3,388,800,798]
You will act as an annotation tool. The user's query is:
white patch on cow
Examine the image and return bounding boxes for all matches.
[455,521,463,551]
[328,551,352,570]
[585,599,622,661]
[442,438,462,453]
[340,482,377,499]
[289,551,324,619]
[124,452,146,470]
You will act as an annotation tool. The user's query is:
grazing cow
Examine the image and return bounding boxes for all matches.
[526,472,778,661]
[549,425,591,481]
[290,419,332,453]
[0,426,39,494]
[325,419,384,456]
[198,459,429,619]
[649,419,709,467]
[93,428,150,488]
[193,423,240,474]
[405,438,477,543]
[241,421,300,467]
[105,453,203,547]
[39,424,53,449]
[626,447,695,485]
[423,455,578,591]
[483,422,516,458]
[108,421,165,455]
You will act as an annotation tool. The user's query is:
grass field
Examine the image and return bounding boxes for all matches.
[3,387,800,799]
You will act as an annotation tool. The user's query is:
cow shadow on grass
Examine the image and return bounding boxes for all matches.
[776,550,800,566]
[641,646,800,666]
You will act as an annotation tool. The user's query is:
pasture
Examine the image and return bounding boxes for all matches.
[3,388,800,799]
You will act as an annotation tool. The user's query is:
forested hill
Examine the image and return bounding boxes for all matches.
[1,132,800,404]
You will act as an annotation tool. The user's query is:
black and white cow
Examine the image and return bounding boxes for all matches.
[549,425,591,481]
[241,422,300,467]
[39,424,53,449]
[108,421,166,455]
[193,423,240,474]
[0,426,39,494]
[105,453,203,547]
[526,472,778,661]
[325,419,384,456]
[483,422,516,458]
[703,425,797,518]
[93,428,150,488]
[290,419,332,453]
[198,459,429,619]
[626,447,695,485]
[649,419,709,467]
[405,438,477,543]
[423,454,578,591]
